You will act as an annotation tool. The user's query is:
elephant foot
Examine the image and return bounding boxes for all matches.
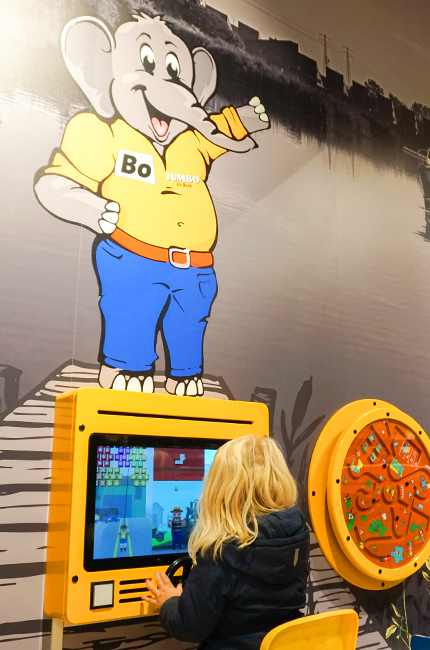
[99,365,154,393]
[165,376,204,397]
[99,364,121,388]
[118,375,154,393]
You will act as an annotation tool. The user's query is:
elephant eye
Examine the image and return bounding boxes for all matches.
[140,44,155,74]
[166,52,180,80]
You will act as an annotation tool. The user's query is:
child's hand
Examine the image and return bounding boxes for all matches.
[142,571,183,608]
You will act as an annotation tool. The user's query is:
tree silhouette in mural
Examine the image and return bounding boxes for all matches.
[280,377,325,502]
[252,377,325,516]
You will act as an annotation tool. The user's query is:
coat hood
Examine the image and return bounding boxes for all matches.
[220,508,309,586]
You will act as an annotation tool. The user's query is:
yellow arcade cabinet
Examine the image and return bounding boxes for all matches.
[45,387,268,646]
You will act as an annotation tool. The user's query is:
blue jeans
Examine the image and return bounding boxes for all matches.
[95,238,217,378]
[171,530,183,550]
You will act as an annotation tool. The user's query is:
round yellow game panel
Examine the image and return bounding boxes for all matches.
[309,399,430,590]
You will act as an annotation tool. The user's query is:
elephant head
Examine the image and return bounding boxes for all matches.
[61,13,254,152]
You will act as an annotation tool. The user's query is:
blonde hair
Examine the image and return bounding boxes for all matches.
[188,435,297,562]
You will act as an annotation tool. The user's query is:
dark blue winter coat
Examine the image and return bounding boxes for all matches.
[159,508,310,650]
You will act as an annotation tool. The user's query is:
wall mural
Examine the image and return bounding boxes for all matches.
[34,11,270,398]
[2,0,430,647]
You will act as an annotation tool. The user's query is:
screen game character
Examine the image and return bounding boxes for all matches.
[118,524,129,552]
[168,507,186,550]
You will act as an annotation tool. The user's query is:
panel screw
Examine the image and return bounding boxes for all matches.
[346,536,350,541]
[72,575,79,583]
[381,582,385,587]
[312,491,316,496]
[414,563,418,567]
[79,424,85,431]
[336,479,340,484]
[386,413,390,417]
[419,431,422,435]
[353,430,357,434]
[373,402,377,406]
[378,569,382,574]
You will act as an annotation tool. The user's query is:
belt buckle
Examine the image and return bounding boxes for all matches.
[168,247,191,269]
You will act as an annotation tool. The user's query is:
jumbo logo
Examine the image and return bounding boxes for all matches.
[166,173,200,184]
[114,149,156,185]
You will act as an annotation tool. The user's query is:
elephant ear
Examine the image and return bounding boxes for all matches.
[192,47,217,106]
[61,17,115,118]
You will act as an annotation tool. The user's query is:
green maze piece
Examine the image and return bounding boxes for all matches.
[114,480,120,487]
[346,516,356,531]
[144,473,149,480]
[107,467,113,474]
[368,519,388,536]
[107,480,113,487]
[119,475,123,481]
[131,474,135,481]
[131,461,136,467]
[134,480,140,487]
[140,480,146,487]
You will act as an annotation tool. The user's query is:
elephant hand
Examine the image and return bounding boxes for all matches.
[99,201,120,234]
[236,97,270,134]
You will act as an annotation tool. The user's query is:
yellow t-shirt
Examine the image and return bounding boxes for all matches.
[44,109,247,251]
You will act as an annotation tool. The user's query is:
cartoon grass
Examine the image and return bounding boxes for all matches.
[386,585,411,649]
[421,557,430,594]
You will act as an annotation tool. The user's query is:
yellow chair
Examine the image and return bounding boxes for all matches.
[261,610,359,650]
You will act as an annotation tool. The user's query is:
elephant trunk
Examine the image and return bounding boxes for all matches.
[145,83,255,153]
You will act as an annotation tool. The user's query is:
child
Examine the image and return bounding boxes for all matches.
[143,435,309,650]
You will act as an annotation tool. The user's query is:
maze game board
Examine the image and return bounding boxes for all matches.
[309,399,430,589]
[340,419,430,570]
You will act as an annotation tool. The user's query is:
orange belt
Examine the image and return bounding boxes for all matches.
[111,228,213,269]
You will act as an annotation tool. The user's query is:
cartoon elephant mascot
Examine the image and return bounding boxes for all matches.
[35,12,270,396]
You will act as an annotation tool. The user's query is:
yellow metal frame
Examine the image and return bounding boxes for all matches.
[308,399,430,590]
[45,387,268,625]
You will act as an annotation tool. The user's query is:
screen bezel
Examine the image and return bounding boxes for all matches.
[84,433,229,572]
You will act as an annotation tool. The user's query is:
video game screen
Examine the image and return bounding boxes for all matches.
[84,434,227,571]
